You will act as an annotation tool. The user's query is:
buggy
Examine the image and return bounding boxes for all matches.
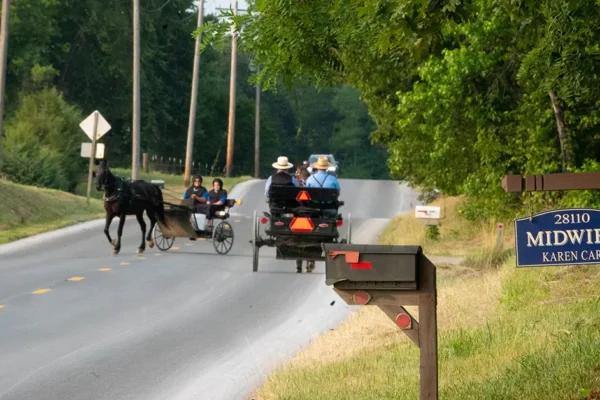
[153,199,240,255]
[250,186,351,272]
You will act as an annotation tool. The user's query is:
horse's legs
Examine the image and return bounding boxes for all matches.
[104,214,115,246]
[146,208,156,248]
[113,215,126,255]
[136,213,147,254]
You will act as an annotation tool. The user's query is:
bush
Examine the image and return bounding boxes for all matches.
[1,143,69,190]
[2,83,84,191]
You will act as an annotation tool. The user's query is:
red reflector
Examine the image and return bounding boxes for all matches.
[336,220,343,227]
[290,217,314,232]
[296,191,311,201]
[260,217,268,224]
[318,223,328,228]
[395,313,412,329]
[350,262,372,269]
[353,290,371,305]
[275,221,284,226]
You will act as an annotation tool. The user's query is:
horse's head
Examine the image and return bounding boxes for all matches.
[95,160,112,191]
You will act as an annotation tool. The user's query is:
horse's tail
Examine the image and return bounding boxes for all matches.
[155,188,168,228]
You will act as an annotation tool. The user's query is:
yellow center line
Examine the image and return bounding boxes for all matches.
[120,262,130,266]
[99,267,112,272]
[137,256,146,260]
[234,220,241,223]
[67,276,85,282]
[184,243,193,246]
[32,288,51,295]
[0,305,4,310]
[171,247,180,251]
[246,216,252,219]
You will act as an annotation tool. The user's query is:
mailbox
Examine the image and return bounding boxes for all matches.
[321,244,421,290]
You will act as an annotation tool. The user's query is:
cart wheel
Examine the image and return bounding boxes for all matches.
[154,224,174,251]
[252,210,259,272]
[347,213,352,244]
[213,220,234,255]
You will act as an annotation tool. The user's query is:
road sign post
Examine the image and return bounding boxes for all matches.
[322,244,438,400]
[503,172,600,268]
[80,110,111,204]
[86,112,99,204]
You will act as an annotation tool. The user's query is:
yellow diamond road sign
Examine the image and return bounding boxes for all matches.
[80,110,111,141]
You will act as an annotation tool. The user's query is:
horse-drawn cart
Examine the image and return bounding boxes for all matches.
[250,186,351,272]
[153,199,240,255]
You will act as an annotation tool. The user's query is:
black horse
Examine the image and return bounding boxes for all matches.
[95,160,167,255]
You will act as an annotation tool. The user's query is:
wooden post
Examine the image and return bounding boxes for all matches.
[419,256,438,400]
[0,0,9,168]
[184,0,205,188]
[225,0,238,178]
[142,152,148,173]
[331,254,438,400]
[86,111,100,205]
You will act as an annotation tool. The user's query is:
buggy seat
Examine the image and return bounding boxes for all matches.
[267,186,343,218]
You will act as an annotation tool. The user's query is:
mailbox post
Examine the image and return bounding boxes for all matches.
[322,244,438,400]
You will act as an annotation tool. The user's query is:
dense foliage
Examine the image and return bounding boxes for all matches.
[0,0,387,191]
[205,0,600,217]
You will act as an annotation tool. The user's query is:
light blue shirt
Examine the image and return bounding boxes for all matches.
[306,171,341,192]
[265,174,299,196]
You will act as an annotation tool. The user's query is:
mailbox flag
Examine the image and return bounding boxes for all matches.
[350,262,372,269]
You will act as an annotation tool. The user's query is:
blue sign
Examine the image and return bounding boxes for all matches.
[515,208,600,267]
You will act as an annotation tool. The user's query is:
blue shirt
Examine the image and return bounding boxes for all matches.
[306,171,341,192]
[265,175,299,196]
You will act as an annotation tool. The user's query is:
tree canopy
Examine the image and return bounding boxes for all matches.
[0,0,387,190]
[204,0,600,216]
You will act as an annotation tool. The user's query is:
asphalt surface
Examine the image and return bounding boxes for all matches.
[0,179,420,400]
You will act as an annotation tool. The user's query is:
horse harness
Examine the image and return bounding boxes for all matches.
[103,176,157,206]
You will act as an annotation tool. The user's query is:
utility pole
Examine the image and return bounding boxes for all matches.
[0,0,10,168]
[132,0,141,180]
[254,67,260,179]
[224,0,238,178]
[184,0,204,187]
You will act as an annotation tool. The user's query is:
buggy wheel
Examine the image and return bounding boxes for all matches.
[252,210,260,272]
[212,221,234,255]
[347,213,352,244]
[154,224,174,251]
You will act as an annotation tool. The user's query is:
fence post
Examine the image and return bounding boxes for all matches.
[495,223,504,253]
[142,153,148,173]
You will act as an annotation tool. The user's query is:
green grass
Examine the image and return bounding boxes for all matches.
[0,179,104,244]
[252,196,600,400]
[1,171,251,245]
[253,261,600,400]
[74,168,252,202]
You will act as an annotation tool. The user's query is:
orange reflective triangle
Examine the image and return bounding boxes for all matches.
[290,217,314,232]
[296,191,311,201]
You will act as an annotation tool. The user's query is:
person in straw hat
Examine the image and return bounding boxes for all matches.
[305,156,341,192]
[264,156,299,196]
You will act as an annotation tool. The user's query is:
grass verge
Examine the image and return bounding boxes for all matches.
[2,172,251,245]
[75,168,252,202]
[379,196,515,262]
[251,196,600,400]
[0,179,104,244]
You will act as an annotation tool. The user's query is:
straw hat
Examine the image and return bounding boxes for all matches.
[272,156,294,170]
[312,156,332,170]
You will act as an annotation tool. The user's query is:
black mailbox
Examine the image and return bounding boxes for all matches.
[321,244,421,290]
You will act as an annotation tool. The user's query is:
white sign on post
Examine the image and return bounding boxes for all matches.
[80,110,111,141]
[81,143,105,159]
[415,206,441,219]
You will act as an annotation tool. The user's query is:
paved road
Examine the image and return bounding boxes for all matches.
[0,179,420,400]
